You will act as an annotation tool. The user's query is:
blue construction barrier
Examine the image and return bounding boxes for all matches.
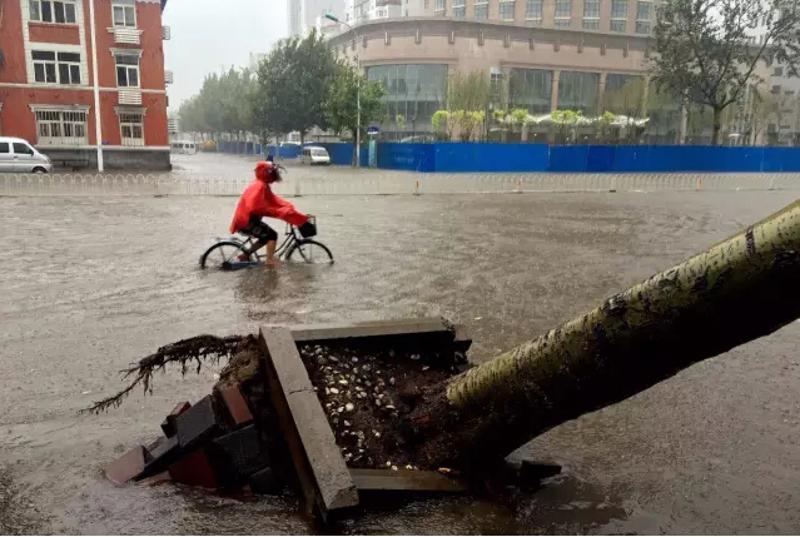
[216,141,800,172]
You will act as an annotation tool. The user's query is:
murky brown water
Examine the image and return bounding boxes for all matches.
[1,187,799,534]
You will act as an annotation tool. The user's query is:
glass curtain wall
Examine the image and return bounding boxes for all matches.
[508,68,553,114]
[557,71,600,115]
[367,64,448,135]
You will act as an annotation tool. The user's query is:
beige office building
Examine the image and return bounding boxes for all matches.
[328,1,772,143]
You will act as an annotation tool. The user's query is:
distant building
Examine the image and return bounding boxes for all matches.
[288,0,346,36]
[344,0,424,24]
[0,0,172,169]
[248,52,267,71]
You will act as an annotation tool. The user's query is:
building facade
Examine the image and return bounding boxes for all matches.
[0,0,171,169]
[330,15,657,138]
[330,1,773,144]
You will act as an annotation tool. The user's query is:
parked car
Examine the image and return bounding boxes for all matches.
[399,134,436,143]
[0,137,52,173]
[301,146,331,165]
[170,141,198,155]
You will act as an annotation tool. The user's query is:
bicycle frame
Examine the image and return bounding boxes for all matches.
[236,218,312,261]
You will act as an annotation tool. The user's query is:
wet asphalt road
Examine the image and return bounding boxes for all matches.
[1,174,799,533]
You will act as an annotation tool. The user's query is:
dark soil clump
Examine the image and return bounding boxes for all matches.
[298,342,467,471]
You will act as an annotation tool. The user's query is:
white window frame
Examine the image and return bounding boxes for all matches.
[583,0,600,29]
[34,108,89,146]
[29,0,77,24]
[554,0,572,27]
[115,54,140,88]
[525,0,543,21]
[610,0,627,31]
[499,0,516,21]
[434,0,445,13]
[474,1,489,19]
[32,50,81,85]
[119,110,145,147]
[112,0,137,28]
[452,0,465,17]
[635,0,652,34]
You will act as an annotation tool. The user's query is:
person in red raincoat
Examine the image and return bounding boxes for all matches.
[230,160,315,267]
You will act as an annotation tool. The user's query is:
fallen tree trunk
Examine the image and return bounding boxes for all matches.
[412,200,800,469]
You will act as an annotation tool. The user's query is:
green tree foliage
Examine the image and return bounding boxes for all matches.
[652,0,800,144]
[253,29,337,142]
[177,68,257,135]
[447,71,491,112]
[324,60,385,163]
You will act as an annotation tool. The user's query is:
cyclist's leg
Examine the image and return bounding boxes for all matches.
[247,217,279,266]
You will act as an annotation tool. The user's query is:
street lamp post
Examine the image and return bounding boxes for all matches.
[325,14,361,167]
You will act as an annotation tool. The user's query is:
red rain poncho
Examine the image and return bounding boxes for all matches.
[229,163,308,233]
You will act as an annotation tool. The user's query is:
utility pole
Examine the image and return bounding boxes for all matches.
[88,0,104,171]
[325,13,361,167]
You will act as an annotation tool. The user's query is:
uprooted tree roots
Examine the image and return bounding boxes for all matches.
[84,334,250,414]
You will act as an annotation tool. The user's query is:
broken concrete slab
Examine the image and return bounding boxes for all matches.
[176,396,222,449]
[216,384,254,426]
[350,469,467,493]
[104,446,146,485]
[161,401,191,437]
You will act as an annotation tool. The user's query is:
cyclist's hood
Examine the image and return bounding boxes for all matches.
[255,160,280,183]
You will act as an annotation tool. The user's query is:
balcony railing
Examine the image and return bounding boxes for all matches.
[162,25,171,40]
[118,89,142,105]
[111,27,142,45]
[164,70,174,84]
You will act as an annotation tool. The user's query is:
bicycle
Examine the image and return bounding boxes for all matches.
[199,216,334,270]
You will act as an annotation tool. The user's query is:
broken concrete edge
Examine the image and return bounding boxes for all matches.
[350,468,467,493]
[288,317,456,345]
[259,326,360,518]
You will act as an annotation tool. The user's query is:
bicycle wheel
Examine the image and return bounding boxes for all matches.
[286,240,334,264]
[199,241,253,270]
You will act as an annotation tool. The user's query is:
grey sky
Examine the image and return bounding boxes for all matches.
[163,0,289,111]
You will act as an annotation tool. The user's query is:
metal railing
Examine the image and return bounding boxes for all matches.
[1,172,799,197]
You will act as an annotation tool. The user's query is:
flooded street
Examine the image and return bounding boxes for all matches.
[1,180,799,533]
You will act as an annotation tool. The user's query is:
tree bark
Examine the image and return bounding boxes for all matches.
[712,106,723,145]
[411,201,800,470]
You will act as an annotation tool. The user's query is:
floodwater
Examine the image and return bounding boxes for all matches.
[1,180,799,533]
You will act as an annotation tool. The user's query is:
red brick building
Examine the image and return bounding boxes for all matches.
[0,0,171,169]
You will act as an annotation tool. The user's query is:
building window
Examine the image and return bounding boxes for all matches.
[119,111,145,146]
[30,0,77,24]
[452,0,465,17]
[557,71,600,115]
[34,109,88,146]
[554,0,571,26]
[499,0,515,20]
[583,0,600,29]
[635,0,651,33]
[475,1,489,19]
[115,54,140,87]
[610,0,627,31]
[509,68,553,114]
[32,51,81,85]
[434,0,445,12]
[112,0,136,28]
[366,64,448,133]
[525,0,543,21]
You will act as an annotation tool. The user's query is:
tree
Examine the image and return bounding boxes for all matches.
[324,60,385,164]
[253,29,337,143]
[408,199,800,469]
[431,110,450,140]
[651,0,800,145]
[177,68,258,144]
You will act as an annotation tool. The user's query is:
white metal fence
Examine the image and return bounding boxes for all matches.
[1,172,799,197]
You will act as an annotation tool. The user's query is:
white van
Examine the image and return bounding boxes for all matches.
[170,141,198,155]
[301,146,331,165]
[0,137,52,173]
